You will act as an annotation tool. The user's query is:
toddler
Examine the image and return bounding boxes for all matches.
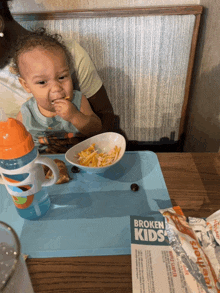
[12,29,102,153]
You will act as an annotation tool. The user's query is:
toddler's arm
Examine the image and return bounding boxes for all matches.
[54,95,102,137]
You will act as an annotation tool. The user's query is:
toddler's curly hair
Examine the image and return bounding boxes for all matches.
[11,27,74,76]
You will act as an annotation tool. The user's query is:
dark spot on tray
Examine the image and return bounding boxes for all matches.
[71,166,80,173]
[130,183,139,192]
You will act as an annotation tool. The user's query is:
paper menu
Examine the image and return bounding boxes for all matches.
[130,215,206,293]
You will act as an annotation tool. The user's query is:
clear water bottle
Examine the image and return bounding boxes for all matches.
[0,108,59,220]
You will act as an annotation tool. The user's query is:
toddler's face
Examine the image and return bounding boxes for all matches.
[18,46,73,114]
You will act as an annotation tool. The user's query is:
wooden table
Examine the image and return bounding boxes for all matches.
[26,153,220,293]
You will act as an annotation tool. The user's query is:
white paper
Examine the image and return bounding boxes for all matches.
[130,215,206,293]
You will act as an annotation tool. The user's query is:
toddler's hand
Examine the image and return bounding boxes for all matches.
[53,99,78,121]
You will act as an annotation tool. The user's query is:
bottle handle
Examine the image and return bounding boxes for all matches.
[35,156,59,187]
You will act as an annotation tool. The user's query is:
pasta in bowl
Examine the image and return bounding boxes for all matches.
[65,132,126,173]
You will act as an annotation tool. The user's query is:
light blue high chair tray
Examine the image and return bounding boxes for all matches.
[0,151,172,258]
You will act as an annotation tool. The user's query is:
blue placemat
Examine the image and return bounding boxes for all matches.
[0,151,172,258]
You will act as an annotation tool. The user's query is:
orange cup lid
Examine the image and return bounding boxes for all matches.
[0,118,34,159]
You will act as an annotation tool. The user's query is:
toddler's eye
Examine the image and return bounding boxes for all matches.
[37,81,46,85]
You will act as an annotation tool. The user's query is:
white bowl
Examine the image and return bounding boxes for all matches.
[65,132,126,173]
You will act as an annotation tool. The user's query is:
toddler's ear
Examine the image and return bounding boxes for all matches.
[19,77,32,93]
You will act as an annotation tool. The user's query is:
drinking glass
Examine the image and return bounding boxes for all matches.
[0,221,34,292]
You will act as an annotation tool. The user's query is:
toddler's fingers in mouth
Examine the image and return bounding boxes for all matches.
[51,96,69,104]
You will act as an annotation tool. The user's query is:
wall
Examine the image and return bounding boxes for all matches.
[184,0,220,152]
[11,0,199,13]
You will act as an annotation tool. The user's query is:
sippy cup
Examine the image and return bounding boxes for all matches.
[0,108,59,220]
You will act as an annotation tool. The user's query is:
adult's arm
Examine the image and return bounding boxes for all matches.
[88,85,117,134]
[16,111,23,122]
[68,41,118,134]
